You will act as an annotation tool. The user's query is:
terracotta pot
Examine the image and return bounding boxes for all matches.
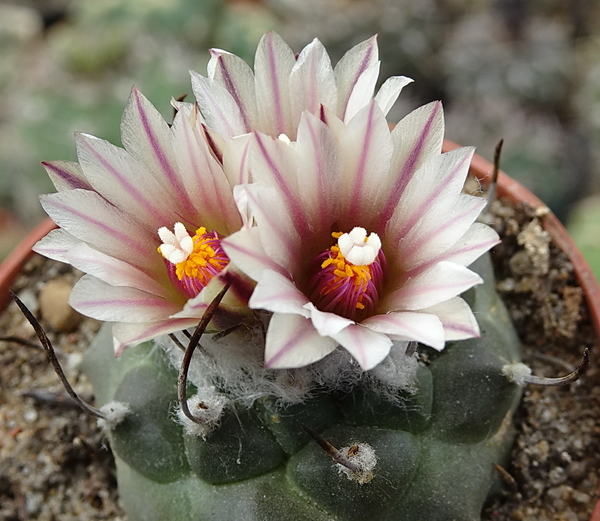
[0,217,56,311]
[1,143,599,519]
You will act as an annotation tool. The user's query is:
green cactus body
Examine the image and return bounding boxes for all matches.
[82,253,523,521]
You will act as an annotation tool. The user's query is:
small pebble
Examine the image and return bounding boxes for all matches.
[559,451,572,464]
[38,279,82,332]
[548,466,567,486]
[571,490,591,504]
[23,408,38,423]
[566,461,586,480]
[531,440,549,462]
[25,491,43,514]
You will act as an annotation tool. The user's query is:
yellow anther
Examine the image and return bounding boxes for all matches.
[319,241,373,309]
[171,227,228,285]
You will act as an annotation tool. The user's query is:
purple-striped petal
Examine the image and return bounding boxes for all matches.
[396,194,488,272]
[171,110,241,235]
[337,101,393,227]
[191,70,247,138]
[70,275,180,323]
[75,133,176,231]
[222,225,291,282]
[362,312,445,349]
[39,189,158,273]
[43,160,92,191]
[264,313,337,369]
[248,132,311,238]
[33,229,80,263]
[254,32,296,138]
[240,184,302,275]
[334,35,378,121]
[121,88,195,215]
[420,297,480,341]
[289,38,337,127]
[344,63,380,122]
[332,323,392,370]
[208,49,258,133]
[304,303,353,336]
[222,134,253,187]
[374,76,413,116]
[385,146,474,248]
[382,261,483,311]
[64,243,171,298]
[294,111,340,232]
[440,223,501,268]
[380,101,444,223]
[113,318,199,355]
[249,270,309,316]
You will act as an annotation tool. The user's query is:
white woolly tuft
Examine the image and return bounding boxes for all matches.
[176,388,229,438]
[98,401,131,431]
[502,362,533,387]
[336,442,378,484]
[157,320,419,409]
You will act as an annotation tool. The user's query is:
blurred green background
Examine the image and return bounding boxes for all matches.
[1,0,599,279]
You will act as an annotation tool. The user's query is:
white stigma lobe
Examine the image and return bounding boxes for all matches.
[158,222,194,265]
[338,227,381,266]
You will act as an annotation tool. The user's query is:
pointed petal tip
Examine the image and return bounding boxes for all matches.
[114,338,127,357]
[365,34,378,45]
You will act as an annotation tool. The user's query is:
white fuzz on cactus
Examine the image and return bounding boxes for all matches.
[335,442,378,485]
[98,401,131,430]
[176,389,229,438]
[502,362,534,387]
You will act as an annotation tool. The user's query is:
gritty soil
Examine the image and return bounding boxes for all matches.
[0,196,599,521]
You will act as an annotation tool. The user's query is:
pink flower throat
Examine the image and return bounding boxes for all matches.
[307,230,386,322]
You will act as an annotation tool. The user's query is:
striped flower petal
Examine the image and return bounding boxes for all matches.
[208,49,258,133]
[254,32,296,138]
[331,324,392,370]
[334,35,378,121]
[289,38,337,128]
[264,313,337,369]
[33,228,81,263]
[112,318,200,356]
[420,297,481,341]
[382,262,483,311]
[191,33,400,141]
[43,160,92,191]
[70,276,180,323]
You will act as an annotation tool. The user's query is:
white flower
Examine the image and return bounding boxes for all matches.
[34,88,253,354]
[191,32,412,140]
[223,100,500,370]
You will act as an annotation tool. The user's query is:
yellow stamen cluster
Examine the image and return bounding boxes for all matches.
[174,227,228,285]
[320,233,373,311]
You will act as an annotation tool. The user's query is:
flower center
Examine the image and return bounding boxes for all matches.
[158,222,230,298]
[307,227,386,322]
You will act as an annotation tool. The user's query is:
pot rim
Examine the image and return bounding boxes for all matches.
[0,217,56,311]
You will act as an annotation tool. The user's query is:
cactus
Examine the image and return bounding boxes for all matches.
[81,252,523,521]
